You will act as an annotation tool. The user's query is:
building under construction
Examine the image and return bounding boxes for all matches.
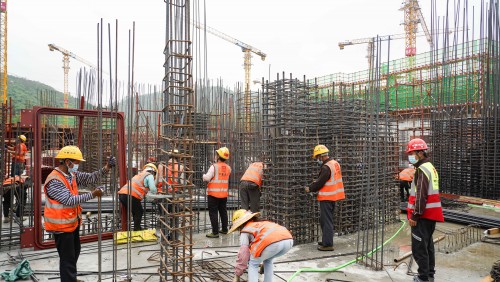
[0,0,499,281]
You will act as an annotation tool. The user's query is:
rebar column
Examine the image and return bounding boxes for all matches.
[159,0,195,281]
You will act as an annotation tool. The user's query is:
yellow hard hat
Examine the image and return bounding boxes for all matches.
[228,209,261,234]
[143,163,158,173]
[312,144,329,158]
[18,135,27,142]
[216,147,230,160]
[55,146,86,161]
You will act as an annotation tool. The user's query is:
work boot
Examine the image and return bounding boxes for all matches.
[219,229,228,235]
[206,233,219,238]
[413,276,429,282]
[317,245,334,251]
[2,216,11,223]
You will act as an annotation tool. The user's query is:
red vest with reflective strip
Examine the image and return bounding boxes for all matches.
[118,171,150,200]
[207,162,231,198]
[158,161,184,193]
[43,170,82,232]
[399,168,415,181]
[407,162,444,222]
[241,221,293,258]
[317,160,345,201]
[240,162,263,187]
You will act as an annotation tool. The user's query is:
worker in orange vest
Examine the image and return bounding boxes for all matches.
[156,150,186,193]
[305,145,345,251]
[203,147,231,238]
[3,135,29,223]
[239,162,264,213]
[229,209,293,282]
[399,165,415,202]
[118,163,158,231]
[43,145,115,282]
[406,138,444,282]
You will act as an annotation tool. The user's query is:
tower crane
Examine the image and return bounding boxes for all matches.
[339,31,431,70]
[48,43,99,110]
[400,0,432,70]
[192,21,266,131]
[1,0,7,104]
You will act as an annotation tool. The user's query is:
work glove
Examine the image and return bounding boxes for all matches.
[92,187,103,198]
[232,276,240,282]
[107,156,117,168]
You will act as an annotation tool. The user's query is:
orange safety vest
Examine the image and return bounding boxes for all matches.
[241,221,293,258]
[240,162,263,187]
[158,161,184,193]
[317,160,345,201]
[43,170,82,232]
[207,162,231,198]
[407,162,444,222]
[13,143,28,163]
[399,168,415,181]
[118,171,151,200]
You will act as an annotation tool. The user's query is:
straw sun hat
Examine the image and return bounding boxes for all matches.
[227,210,261,234]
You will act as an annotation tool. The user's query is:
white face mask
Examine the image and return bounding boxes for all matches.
[408,155,418,164]
[68,162,79,173]
[316,158,323,165]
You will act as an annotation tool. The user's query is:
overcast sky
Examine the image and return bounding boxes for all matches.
[8,0,484,96]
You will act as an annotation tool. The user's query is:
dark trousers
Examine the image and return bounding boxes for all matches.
[411,218,437,281]
[54,224,81,282]
[400,180,410,202]
[2,186,26,218]
[239,180,261,213]
[320,201,335,247]
[207,195,228,234]
[10,162,24,177]
[119,194,144,231]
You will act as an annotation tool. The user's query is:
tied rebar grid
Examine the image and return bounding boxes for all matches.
[262,74,319,244]
[159,0,195,280]
[428,0,500,201]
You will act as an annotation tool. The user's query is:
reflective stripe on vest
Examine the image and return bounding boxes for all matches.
[399,168,415,181]
[242,221,293,258]
[43,170,81,232]
[240,162,263,187]
[207,162,230,198]
[118,171,150,200]
[317,160,345,201]
[407,162,444,222]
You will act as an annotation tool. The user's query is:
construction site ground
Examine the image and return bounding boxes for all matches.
[1,211,498,282]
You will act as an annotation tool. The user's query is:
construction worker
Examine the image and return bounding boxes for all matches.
[229,209,293,282]
[156,149,186,193]
[3,135,29,222]
[239,162,264,213]
[203,146,231,238]
[399,165,415,202]
[118,163,158,231]
[305,144,345,251]
[406,138,444,282]
[44,145,116,282]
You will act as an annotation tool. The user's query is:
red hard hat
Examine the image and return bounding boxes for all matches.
[406,138,428,153]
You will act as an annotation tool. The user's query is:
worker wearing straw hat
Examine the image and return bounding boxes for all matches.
[229,209,293,282]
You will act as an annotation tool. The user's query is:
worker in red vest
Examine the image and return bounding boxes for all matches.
[156,150,185,193]
[118,163,158,231]
[239,162,264,212]
[44,145,115,282]
[406,138,444,282]
[203,147,231,238]
[229,209,293,282]
[399,165,415,202]
[305,144,345,251]
[3,135,29,222]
